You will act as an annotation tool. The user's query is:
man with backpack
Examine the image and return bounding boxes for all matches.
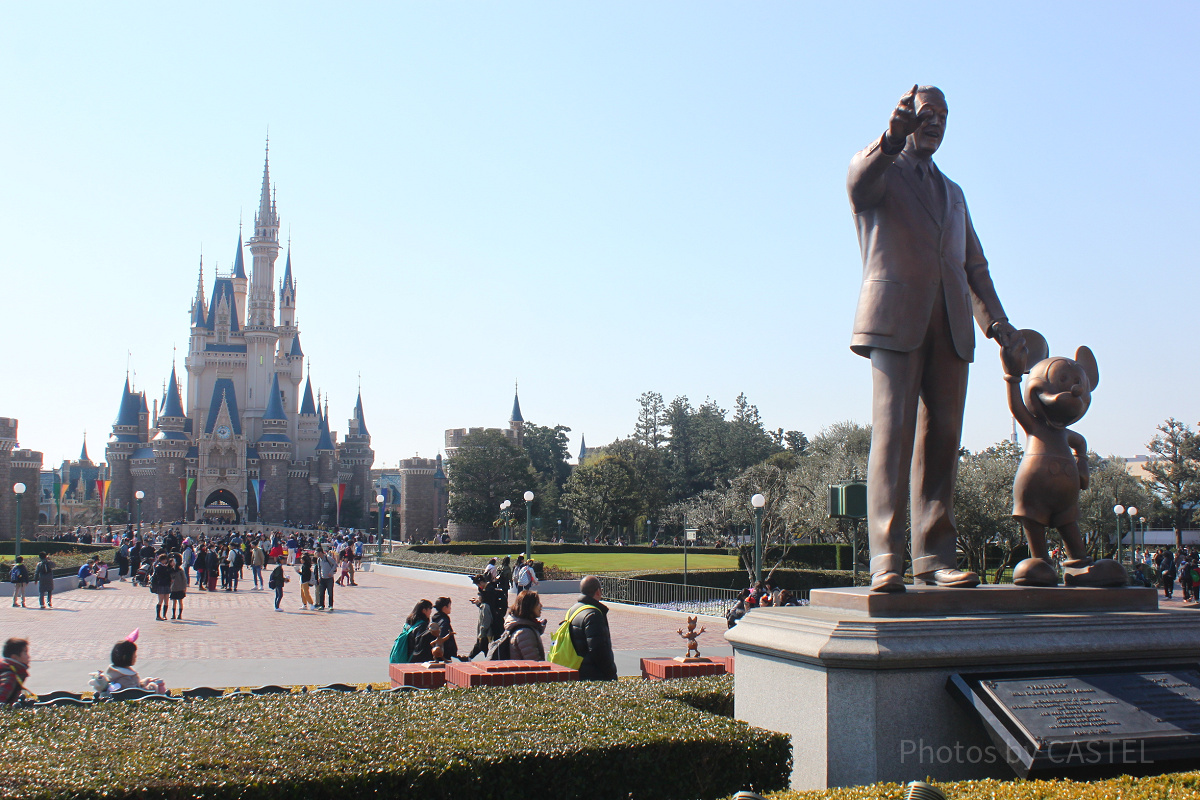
[9,557,30,608]
[552,575,617,681]
[34,552,55,609]
[514,557,538,595]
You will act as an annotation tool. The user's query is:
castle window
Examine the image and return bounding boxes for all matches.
[280,498,286,510]
[168,464,176,475]
[157,497,162,509]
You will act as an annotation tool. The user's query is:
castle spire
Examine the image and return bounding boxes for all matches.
[510,381,524,423]
[232,232,246,279]
[80,432,90,463]
[258,137,272,225]
[192,255,207,325]
[354,390,369,436]
[161,363,185,419]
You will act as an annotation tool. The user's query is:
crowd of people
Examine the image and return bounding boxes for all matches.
[388,572,618,681]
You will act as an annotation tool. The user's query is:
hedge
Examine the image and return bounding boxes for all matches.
[736,544,853,572]
[626,568,859,592]
[1,549,118,581]
[0,676,789,800]
[757,772,1200,799]
[0,542,113,557]
[411,541,735,557]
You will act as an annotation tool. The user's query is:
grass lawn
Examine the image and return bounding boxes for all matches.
[536,551,740,574]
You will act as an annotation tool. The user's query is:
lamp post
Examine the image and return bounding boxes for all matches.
[388,508,394,550]
[556,518,562,542]
[13,482,26,561]
[684,527,698,586]
[1113,504,1125,563]
[751,493,766,586]
[500,500,511,544]
[376,494,385,557]
[1126,506,1138,564]
[523,490,534,559]
[135,490,145,539]
[1139,516,1146,557]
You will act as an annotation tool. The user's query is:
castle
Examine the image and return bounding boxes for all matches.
[104,147,374,526]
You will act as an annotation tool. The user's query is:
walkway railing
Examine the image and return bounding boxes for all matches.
[596,575,742,617]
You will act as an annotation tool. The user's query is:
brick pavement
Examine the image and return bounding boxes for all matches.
[0,569,712,663]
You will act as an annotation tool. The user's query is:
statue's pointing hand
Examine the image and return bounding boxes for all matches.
[887,85,923,149]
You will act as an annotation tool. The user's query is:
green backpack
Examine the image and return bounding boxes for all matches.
[389,623,417,664]
[548,605,588,669]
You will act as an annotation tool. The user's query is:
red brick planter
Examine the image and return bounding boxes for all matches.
[640,657,728,681]
[389,663,447,689]
[445,660,578,688]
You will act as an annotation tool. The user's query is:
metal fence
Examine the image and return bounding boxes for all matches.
[596,575,743,617]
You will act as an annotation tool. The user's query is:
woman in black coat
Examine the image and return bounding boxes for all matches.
[150,555,173,621]
[405,599,436,663]
[430,596,462,661]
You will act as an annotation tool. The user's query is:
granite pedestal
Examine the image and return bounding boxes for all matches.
[725,585,1200,790]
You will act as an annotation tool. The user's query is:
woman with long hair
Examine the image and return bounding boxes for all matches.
[403,599,435,663]
[504,590,546,661]
[296,551,315,611]
[168,555,188,620]
[150,555,173,621]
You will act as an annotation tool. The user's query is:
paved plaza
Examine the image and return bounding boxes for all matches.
[0,567,731,693]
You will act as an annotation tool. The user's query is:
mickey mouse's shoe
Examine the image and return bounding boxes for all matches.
[1013,557,1060,586]
[916,568,980,588]
[870,571,906,593]
[1063,557,1127,587]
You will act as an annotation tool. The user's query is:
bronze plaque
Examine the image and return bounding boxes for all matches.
[950,665,1200,776]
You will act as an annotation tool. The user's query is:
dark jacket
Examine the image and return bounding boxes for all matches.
[151,563,173,593]
[0,657,29,705]
[479,585,506,639]
[568,596,617,680]
[430,610,458,660]
[408,618,435,663]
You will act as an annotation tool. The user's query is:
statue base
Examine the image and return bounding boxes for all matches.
[726,586,1200,790]
[673,656,712,663]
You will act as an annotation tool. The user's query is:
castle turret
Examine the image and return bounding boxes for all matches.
[150,364,189,521]
[106,378,145,514]
[340,390,375,527]
[257,372,293,523]
[243,141,282,442]
[231,234,248,325]
[509,383,524,447]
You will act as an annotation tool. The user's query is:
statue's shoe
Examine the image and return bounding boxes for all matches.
[1064,558,1128,587]
[870,571,906,593]
[1012,557,1060,586]
[917,568,980,588]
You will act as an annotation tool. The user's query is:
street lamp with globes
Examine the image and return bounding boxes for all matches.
[135,490,145,538]
[1126,506,1138,563]
[376,494,386,557]
[751,493,766,585]
[500,499,512,544]
[1113,504,1125,563]
[12,482,26,560]
[523,490,534,559]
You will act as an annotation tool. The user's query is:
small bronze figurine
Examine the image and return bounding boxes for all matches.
[1002,330,1125,587]
[677,616,707,659]
[427,621,448,663]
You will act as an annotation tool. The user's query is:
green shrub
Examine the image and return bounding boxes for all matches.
[411,541,734,557]
[736,544,853,571]
[1,549,117,581]
[624,568,857,592]
[757,771,1200,799]
[0,676,788,800]
[0,541,114,557]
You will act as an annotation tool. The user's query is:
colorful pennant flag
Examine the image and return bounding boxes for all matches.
[250,479,265,509]
[103,480,111,507]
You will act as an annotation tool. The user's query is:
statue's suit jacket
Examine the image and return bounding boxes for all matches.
[847,136,1007,359]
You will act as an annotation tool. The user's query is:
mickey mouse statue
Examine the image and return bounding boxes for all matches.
[1001,330,1126,588]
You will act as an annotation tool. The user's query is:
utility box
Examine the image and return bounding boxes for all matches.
[829,481,867,520]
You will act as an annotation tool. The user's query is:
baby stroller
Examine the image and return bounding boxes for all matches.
[132,559,153,588]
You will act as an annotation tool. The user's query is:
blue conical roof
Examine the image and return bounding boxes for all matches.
[355,391,369,436]
[511,386,523,423]
[299,376,316,415]
[232,234,246,279]
[315,414,335,452]
[161,365,185,419]
[114,379,141,426]
[263,373,288,421]
[282,248,294,290]
[80,436,89,462]
[579,434,588,461]
[290,335,303,357]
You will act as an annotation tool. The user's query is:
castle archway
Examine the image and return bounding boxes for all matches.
[203,489,241,523]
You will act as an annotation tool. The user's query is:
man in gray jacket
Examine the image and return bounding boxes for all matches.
[314,546,337,611]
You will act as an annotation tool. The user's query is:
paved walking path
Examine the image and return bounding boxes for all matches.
[1,568,731,693]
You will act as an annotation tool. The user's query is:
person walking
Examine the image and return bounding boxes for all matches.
[251,540,266,590]
[405,599,435,663]
[563,575,618,680]
[497,556,513,595]
[1162,548,1178,600]
[205,545,220,592]
[314,546,337,612]
[168,556,188,620]
[505,590,547,661]
[296,552,315,611]
[268,557,288,611]
[180,540,195,586]
[9,557,29,608]
[34,552,55,609]
[151,555,173,621]
[116,541,131,582]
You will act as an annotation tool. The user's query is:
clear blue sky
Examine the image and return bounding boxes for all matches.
[2,2,1196,469]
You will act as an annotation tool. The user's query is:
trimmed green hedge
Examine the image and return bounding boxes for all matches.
[0,676,789,800]
[758,771,1200,799]
[1,549,118,581]
[736,544,853,571]
[626,568,858,592]
[0,542,113,557]
[412,541,735,557]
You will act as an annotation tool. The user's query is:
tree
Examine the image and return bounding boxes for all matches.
[1142,418,1200,551]
[446,429,536,531]
[953,441,1023,582]
[784,430,809,455]
[634,391,667,449]
[778,421,871,547]
[523,422,573,530]
[604,437,670,525]
[562,454,641,540]
[1077,453,1155,557]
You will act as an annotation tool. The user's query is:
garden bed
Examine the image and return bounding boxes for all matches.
[757,772,1200,799]
[0,675,787,800]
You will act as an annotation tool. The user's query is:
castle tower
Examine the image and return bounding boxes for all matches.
[196,379,247,522]
[258,372,293,523]
[231,233,248,324]
[277,247,304,432]
[243,142,282,442]
[315,407,336,523]
[0,418,16,539]
[509,383,525,447]
[150,364,189,522]
[106,378,145,514]
[296,372,319,460]
[340,390,376,527]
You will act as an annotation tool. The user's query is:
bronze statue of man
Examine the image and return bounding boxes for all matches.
[847,85,1021,593]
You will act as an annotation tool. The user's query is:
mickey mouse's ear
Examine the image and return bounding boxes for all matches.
[1018,329,1049,371]
[1075,346,1099,390]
